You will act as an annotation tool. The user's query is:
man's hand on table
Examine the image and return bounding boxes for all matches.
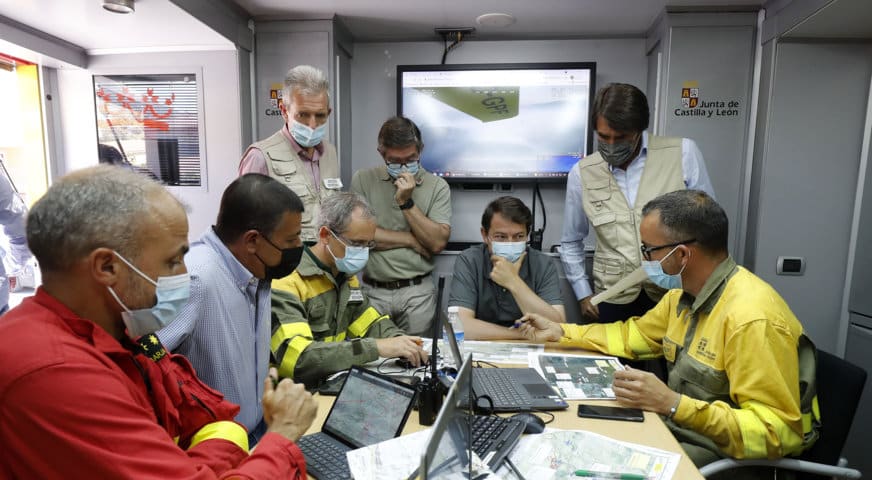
[515,312,564,342]
[612,366,680,416]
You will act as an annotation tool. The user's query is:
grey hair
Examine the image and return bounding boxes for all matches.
[641,190,728,254]
[26,165,178,272]
[282,65,329,108]
[318,192,375,234]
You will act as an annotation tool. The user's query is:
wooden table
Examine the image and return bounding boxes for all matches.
[303,346,704,480]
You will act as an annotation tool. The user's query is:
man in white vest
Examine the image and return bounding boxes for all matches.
[239,65,342,244]
[561,83,715,324]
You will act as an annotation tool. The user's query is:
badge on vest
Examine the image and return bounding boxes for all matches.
[348,288,364,303]
[324,178,343,190]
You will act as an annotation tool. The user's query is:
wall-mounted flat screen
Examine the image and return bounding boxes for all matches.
[397,63,595,183]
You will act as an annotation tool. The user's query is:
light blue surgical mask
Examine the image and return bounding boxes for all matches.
[107,251,191,338]
[641,245,685,290]
[290,119,327,148]
[386,161,419,178]
[491,241,526,263]
[327,230,370,274]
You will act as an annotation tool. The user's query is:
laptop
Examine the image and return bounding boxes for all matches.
[415,353,526,479]
[297,366,418,479]
[442,314,568,412]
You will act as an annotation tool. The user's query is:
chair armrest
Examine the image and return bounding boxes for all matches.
[699,458,862,479]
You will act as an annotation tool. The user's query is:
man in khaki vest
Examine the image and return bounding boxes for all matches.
[239,65,341,244]
[561,83,715,324]
[351,117,451,337]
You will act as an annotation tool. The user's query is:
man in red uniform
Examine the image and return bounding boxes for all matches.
[0,165,317,479]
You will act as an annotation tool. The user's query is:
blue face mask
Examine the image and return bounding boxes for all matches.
[290,119,327,148]
[642,245,685,290]
[107,251,190,338]
[327,230,370,274]
[386,161,420,178]
[491,241,526,263]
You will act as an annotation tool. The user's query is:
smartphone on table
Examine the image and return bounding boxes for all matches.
[577,404,645,422]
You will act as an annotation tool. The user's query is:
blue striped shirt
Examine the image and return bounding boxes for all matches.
[157,228,271,445]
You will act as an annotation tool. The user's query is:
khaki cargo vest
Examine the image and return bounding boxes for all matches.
[250,130,340,243]
[578,136,685,304]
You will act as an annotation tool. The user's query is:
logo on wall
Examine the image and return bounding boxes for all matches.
[681,82,699,108]
[265,82,284,117]
[674,80,741,119]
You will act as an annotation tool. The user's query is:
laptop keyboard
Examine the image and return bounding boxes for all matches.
[471,415,524,469]
[298,433,352,479]
[475,369,532,409]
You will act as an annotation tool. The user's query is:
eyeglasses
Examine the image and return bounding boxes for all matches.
[640,239,696,261]
[385,161,420,172]
[329,229,375,249]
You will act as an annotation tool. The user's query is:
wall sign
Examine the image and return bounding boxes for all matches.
[674,81,741,119]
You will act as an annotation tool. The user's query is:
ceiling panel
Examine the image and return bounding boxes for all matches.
[234,0,764,41]
[0,0,232,54]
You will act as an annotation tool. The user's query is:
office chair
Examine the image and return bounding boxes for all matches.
[700,350,867,479]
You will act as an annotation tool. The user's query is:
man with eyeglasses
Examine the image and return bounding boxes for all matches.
[448,196,565,340]
[239,65,341,244]
[561,83,715,324]
[520,190,820,475]
[351,116,452,337]
[270,192,428,387]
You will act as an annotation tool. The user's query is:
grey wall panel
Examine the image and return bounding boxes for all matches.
[646,41,663,134]
[661,25,756,255]
[843,320,872,477]
[349,38,647,250]
[743,40,777,269]
[335,45,353,190]
[751,42,872,351]
[848,121,872,315]
[237,46,253,151]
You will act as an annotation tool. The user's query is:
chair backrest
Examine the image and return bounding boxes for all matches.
[800,350,867,470]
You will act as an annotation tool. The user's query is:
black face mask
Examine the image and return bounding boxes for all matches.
[255,233,304,280]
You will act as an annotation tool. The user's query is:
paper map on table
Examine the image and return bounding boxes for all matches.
[346,428,498,480]
[496,428,680,480]
[462,341,545,364]
[346,428,430,480]
[528,352,625,400]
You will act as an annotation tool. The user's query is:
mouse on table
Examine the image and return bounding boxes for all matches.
[509,412,546,434]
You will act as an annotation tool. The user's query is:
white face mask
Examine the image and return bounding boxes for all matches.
[290,119,327,148]
[491,241,526,263]
[641,245,685,290]
[107,251,190,338]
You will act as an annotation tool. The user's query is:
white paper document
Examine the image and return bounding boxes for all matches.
[346,429,431,480]
[496,428,681,480]
[462,341,545,364]
[528,352,625,400]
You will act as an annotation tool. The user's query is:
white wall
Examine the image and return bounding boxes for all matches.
[350,38,648,248]
[55,49,243,241]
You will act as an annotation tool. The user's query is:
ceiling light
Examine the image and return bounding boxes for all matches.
[476,13,516,28]
[103,0,135,14]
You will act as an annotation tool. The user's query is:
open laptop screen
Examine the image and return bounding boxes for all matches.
[321,366,417,448]
[441,313,464,368]
[421,353,475,479]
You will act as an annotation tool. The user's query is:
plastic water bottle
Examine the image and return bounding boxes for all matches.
[447,306,465,363]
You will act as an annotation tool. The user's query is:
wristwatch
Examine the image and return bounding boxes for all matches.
[668,395,681,419]
[399,198,415,210]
